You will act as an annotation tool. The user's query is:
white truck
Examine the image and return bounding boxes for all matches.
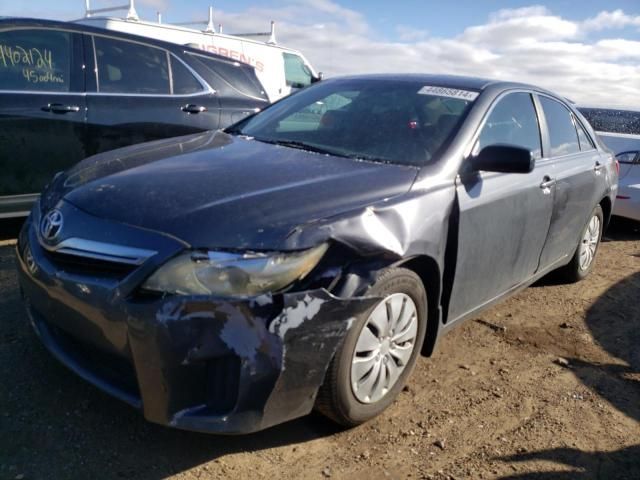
[75,0,321,101]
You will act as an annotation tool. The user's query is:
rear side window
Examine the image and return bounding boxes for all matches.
[283,52,312,88]
[477,92,542,159]
[94,36,169,94]
[170,56,203,95]
[540,97,580,157]
[186,53,267,101]
[0,29,72,92]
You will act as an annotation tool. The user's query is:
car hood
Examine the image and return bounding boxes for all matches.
[48,131,419,249]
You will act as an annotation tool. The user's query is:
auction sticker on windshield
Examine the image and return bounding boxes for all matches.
[418,85,479,101]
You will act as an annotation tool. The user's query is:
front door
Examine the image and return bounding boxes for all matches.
[447,92,554,323]
[0,27,86,216]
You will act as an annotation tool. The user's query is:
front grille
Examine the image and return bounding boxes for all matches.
[42,249,138,280]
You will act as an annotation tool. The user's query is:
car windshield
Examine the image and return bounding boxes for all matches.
[579,108,640,135]
[227,79,477,166]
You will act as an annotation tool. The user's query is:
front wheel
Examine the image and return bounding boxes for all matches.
[315,267,427,427]
[559,204,604,282]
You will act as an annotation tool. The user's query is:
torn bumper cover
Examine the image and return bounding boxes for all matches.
[17,229,378,434]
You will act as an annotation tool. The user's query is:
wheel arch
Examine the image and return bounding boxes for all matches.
[393,255,442,357]
[600,195,612,229]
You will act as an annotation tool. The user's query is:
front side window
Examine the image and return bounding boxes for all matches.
[94,36,169,94]
[0,29,71,92]
[477,92,542,159]
[540,96,580,157]
[228,79,477,166]
[283,52,312,88]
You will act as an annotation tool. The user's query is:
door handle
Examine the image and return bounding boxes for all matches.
[42,103,81,114]
[540,177,556,192]
[181,104,207,114]
[594,161,603,174]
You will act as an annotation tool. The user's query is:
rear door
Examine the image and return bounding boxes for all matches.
[447,91,554,322]
[536,95,606,269]
[84,34,221,156]
[0,27,86,216]
[183,52,268,125]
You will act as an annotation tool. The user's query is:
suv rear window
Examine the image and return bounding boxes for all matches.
[578,108,640,135]
[0,29,72,92]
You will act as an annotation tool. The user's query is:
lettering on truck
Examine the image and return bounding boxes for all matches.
[197,43,265,73]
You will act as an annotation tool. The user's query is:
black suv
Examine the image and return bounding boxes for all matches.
[0,18,269,218]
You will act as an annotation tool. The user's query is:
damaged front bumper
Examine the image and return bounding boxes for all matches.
[16,212,378,434]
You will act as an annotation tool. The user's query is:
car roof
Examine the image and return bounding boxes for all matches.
[330,73,553,95]
[0,17,241,67]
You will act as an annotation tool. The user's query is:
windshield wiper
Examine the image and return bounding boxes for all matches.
[253,138,346,157]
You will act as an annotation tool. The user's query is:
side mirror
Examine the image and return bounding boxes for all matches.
[311,72,323,83]
[471,144,534,174]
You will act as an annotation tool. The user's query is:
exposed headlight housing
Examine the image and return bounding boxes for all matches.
[142,244,328,297]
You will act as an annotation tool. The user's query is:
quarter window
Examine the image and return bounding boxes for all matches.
[539,97,580,156]
[477,92,542,159]
[283,53,312,88]
[0,29,72,92]
[575,118,594,151]
[94,36,169,94]
[186,53,267,100]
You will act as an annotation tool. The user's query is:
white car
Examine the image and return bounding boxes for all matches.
[579,107,640,222]
[77,1,321,101]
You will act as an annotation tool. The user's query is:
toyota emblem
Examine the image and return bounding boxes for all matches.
[41,209,64,242]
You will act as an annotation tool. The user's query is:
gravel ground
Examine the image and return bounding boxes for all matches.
[1,219,638,480]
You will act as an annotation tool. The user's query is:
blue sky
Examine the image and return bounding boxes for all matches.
[2,0,640,105]
[3,0,639,40]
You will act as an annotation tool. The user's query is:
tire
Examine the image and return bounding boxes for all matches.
[558,204,604,283]
[315,267,427,427]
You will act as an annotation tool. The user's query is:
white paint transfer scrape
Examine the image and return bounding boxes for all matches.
[268,294,325,338]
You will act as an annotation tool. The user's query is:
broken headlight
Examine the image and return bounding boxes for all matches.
[142,244,328,297]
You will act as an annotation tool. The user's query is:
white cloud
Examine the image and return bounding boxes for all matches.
[208,1,640,108]
[581,9,640,31]
[4,0,639,107]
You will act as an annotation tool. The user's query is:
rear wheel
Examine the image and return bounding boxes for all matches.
[559,204,603,282]
[315,267,427,426]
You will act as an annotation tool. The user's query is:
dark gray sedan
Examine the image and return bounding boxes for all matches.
[17,74,617,433]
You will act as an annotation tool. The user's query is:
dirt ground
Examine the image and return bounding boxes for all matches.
[1,218,638,480]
